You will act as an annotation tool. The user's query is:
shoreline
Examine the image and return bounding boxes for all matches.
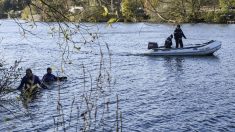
[0,18,234,24]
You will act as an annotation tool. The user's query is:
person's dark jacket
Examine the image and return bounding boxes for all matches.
[174,28,186,40]
[17,75,42,90]
[42,73,57,83]
[165,36,173,48]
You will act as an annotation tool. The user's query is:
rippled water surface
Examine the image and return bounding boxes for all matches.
[1,20,235,131]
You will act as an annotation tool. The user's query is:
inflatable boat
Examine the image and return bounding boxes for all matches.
[146,40,221,56]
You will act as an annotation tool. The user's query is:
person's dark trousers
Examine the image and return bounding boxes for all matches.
[175,38,184,48]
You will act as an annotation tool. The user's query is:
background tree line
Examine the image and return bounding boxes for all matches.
[0,0,235,23]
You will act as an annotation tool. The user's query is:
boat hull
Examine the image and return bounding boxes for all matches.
[146,40,221,56]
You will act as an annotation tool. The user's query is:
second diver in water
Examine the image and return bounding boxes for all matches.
[42,67,67,84]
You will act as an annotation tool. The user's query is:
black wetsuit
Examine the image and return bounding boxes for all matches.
[174,28,186,48]
[17,75,42,90]
[165,36,173,48]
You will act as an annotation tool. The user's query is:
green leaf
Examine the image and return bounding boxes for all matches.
[107,18,119,25]
[74,46,81,51]
[102,6,109,16]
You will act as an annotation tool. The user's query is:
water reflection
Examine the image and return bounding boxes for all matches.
[163,57,184,73]
[157,55,220,83]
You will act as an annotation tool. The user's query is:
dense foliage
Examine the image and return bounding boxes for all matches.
[1,0,235,23]
[121,0,147,22]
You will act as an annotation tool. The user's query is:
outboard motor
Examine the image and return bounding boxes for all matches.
[148,42,158,49]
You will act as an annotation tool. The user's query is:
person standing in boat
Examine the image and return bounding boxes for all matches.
[17,68,43,91]
[174,25,186,48]
[165,34,173,48]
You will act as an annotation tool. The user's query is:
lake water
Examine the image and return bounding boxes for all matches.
[0,20,235,131]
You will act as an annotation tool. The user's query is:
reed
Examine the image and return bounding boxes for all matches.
[1,1,123,131]
[0,59,31,120]
[49,39,122,131]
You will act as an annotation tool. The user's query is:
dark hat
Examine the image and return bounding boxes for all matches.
[26,68,32,73]
[47,67,52,71]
